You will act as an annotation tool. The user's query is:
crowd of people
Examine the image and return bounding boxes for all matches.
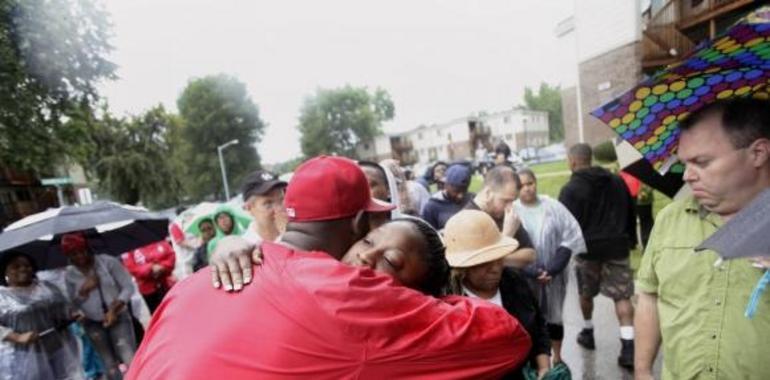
[1,97,769,379]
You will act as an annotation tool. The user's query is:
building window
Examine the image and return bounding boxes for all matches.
[447,133,452,141]
[418,132,423,140]
[503,116,510,124]
[505,133,513,140]
[363,143,370,150]
[436,130,442,136]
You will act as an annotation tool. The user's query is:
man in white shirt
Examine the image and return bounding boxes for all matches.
[240,170,287,245]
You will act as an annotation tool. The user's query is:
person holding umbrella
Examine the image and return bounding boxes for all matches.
[0,251,84,380]
[635,98,770,379]
[62,232,137,380]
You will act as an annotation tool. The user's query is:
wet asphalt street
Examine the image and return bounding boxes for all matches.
[555,267,663,380]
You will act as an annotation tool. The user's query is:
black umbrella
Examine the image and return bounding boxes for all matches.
[0,201,169,269]
[696,188,770,259]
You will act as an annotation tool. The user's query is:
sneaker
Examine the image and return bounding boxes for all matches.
[618,338,634,369]
[577,328,595,350]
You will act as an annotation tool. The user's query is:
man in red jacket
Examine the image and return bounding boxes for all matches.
[127,156,531,379]
[122,239,176,313]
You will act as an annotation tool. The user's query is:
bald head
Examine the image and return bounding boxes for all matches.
[484,165,520,191]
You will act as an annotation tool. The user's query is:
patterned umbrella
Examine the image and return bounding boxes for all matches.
[591,6,770,174]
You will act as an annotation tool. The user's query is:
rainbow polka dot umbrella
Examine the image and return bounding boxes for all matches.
[592,6,770,174]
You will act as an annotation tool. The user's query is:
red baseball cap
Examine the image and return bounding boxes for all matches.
[61,232,87,255]
[284,156,395,222]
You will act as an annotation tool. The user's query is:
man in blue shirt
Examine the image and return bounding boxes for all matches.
[421,164,474,230]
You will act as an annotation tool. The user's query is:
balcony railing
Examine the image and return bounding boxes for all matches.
[678,0,755,29]
[642,0,756,69]
[390,138,413,152]
[643,0,696,68]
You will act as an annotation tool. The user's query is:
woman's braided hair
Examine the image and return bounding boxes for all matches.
[387,217,449,297]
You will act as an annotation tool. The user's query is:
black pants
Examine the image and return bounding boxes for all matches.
[547,323,564,341]
[636,204,654,250]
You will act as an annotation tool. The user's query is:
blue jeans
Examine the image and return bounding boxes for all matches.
[82,312,136,380]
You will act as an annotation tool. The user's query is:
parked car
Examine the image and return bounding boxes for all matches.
[518,143,566,165]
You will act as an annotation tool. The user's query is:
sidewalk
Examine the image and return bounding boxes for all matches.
[559,266,663,379]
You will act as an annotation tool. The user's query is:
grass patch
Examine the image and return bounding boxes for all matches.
[529,160,569,175]
[470,161,573,196]
[469,175,484,193]
[528,160,571,198]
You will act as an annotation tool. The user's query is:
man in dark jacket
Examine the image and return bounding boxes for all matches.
[421,164,474,230]
[559,143,637,369]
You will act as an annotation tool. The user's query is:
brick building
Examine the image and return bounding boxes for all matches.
[558,0,764,149]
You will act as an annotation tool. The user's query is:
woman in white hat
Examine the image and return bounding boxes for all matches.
[444,210,552,380]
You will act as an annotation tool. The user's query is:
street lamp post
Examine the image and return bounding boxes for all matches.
[217,139,239,201]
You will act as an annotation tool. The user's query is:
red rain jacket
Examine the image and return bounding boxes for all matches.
[127,242,531,379]
[122,240,176,295]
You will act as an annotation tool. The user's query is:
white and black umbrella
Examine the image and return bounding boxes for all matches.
[696,188,770,319]
[697,188,770,260]
[0,201,169,269]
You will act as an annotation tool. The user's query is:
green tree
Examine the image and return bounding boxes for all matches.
[177,74,265,201]
[523,83,564,143]
[269,157,304,175]
[0,0,115,173]
[298,86,394,158]
[85,105,182,208]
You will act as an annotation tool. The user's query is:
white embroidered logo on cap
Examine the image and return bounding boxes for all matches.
[261,172,274,181]
[286,207,296,218]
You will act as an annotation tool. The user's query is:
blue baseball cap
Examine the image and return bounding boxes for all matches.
[444,165,471,188]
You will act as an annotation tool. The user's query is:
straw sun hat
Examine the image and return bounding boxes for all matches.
[443,210,519,268]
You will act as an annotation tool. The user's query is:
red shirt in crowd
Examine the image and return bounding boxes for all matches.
[619,171,642,198]
[122,240,176,295]
[127,241,531,379]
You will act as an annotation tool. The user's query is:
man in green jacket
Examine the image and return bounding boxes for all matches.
[635,98,770,379]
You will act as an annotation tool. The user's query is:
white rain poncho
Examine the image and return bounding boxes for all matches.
[515,195,586,324]
[0,280,84,380]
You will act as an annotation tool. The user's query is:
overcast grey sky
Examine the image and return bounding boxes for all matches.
[100,0,573,164]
